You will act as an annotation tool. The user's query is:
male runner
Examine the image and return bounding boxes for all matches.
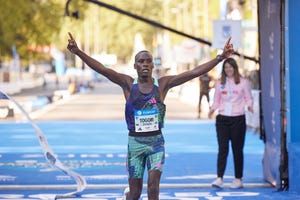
[67,32,234,200]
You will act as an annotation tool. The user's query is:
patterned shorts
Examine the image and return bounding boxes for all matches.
[127,134,165,178]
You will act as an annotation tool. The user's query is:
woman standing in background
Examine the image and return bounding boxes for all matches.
[209,58,253,189]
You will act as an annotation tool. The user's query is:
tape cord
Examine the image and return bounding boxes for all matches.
[0,91,87,199]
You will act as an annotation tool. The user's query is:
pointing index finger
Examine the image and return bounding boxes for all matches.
[68,32,74,40]
[225,36,232,46]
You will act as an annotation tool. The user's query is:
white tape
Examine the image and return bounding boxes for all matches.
[0,91,86,199]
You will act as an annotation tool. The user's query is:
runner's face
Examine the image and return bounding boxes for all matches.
[134,52,154,78]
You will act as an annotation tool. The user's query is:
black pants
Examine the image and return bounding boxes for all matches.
[215,114,246,179]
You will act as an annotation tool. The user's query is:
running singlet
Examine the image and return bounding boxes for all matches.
[125,78,166,136]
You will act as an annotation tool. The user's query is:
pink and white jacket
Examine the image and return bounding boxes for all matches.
[211,77,253,117]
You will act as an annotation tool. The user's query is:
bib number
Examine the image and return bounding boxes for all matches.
[134,109,159,132]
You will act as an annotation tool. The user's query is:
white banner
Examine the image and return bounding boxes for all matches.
[213,20,242,49]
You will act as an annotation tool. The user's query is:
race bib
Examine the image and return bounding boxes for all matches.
[224,102,232,116]
[134,108,159,132]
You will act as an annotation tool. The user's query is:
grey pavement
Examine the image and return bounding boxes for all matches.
[8,79,207,121]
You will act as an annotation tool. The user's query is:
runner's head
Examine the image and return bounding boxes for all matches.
[134,50,154,79]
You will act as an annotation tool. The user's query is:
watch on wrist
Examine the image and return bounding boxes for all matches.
[216,55,224,62]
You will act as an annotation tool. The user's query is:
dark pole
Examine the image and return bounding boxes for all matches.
[84,0,212,45]
[279,0,289,191]
[256,0,265,142]
[65,0,72,16]
[66,0,259,63]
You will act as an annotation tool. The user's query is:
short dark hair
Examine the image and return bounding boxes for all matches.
[134,50,152,61]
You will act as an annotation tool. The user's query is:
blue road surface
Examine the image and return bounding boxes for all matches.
[1,120,299,199]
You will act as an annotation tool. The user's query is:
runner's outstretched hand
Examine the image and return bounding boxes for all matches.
[220,37,235,59]
[67,32,79,54]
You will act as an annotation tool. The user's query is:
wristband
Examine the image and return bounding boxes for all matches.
[216,55,224,62]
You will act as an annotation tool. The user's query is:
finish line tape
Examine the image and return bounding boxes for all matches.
[0,91,87,200]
